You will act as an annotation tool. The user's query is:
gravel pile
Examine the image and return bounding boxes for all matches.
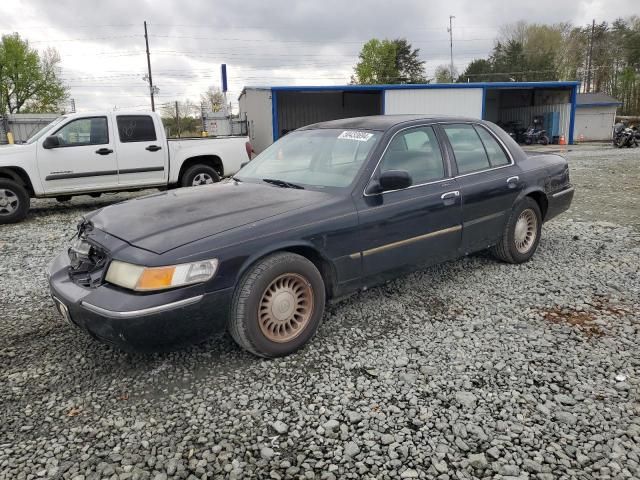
[1,148,639,479]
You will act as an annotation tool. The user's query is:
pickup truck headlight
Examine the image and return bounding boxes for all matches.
[105,259,218,292]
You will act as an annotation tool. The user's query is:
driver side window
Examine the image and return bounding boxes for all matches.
[54,117,109,147]
[380,126,445,186]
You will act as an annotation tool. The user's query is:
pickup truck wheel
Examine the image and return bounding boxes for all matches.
[0,180,29,224]
[492,197,542,264]
[229,252,325,358]
[181,165,220,187]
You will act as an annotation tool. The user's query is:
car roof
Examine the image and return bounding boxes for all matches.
[298,114,481,132]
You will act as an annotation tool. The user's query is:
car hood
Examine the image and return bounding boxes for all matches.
[86,181,332,254]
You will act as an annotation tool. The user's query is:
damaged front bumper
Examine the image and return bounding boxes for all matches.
[47,250,233,351]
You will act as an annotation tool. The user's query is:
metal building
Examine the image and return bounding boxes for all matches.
[0,113,59,144]
[239,81,580,153]
[573,93,622,141]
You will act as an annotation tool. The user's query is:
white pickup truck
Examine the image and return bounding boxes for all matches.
[0,111,252,224]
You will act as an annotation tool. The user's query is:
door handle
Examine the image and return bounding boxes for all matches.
[95,148,113,155]
[441,190,460,200]
[146,145,162,152]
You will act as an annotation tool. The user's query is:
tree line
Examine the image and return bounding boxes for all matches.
[352,17,640,115]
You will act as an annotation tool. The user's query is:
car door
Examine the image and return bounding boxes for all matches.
[37,116,118,193]
[439,123,523,254]
[114,114,167,186]
[353,125,462,280]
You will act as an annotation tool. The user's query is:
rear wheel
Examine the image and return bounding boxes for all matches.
[492,197,542,264]
[229,252,325,358]
[181,164,220,187]
[0,179,29,224]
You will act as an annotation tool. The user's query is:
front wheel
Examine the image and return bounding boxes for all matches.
[539,135,549,145]
[229,252,326,358]
[0,180,29,224]
[180,164,220,187]
[492,197,542,264]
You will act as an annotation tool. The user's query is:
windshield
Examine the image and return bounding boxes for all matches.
[236,128,381,189]
[24,116,66,144]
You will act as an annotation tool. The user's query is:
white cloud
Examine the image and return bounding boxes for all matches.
[1,0,636,111]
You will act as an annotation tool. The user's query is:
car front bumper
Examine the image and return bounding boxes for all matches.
[47,251,233,351]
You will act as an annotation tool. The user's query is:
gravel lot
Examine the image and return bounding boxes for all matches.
[1,145,639,480]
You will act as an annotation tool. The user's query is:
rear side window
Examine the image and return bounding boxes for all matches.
[442,124,490,174]
[116,115,157,143]
[380,126,445,185]
[475,126,510,167]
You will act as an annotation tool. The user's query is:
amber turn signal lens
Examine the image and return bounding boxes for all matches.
[135,266,176,291]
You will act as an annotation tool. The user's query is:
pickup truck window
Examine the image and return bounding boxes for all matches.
[380,126,445,185]
[53,117,109,147]
[442,124,491,174]
[116,115,157,143]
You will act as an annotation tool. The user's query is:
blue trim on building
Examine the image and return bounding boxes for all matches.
[266,81,580,93]
[576,102,622,108]
[568,85,577,145]
[381,90,386,115]
[271,89,278,142]
[481,87,486,119]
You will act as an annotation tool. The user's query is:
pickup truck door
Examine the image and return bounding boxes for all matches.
[37,115,118,193]
[439,123,522,253]
[354,125,462,280]
[114,114,167,186]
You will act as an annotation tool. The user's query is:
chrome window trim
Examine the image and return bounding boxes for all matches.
[362,123,449,197]
[81,295,203,319]
[440,122,515,178]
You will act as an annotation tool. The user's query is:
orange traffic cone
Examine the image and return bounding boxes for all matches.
[559,135,566,145]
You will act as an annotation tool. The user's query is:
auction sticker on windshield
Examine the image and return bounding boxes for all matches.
[338,131,374,142]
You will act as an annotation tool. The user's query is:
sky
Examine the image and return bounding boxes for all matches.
[1,0,637,113]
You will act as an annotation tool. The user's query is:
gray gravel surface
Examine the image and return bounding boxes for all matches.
[1,145,639,479]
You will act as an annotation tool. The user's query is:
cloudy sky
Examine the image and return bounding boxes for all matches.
[1,0,636,112]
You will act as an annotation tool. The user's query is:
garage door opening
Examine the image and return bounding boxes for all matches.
[275,90,383,139]
[483,87,574,144]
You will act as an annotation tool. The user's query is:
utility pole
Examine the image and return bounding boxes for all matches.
[448,15,455,82]
[586,19,595,93]
[175,101,181,138]
[144,21,155,111]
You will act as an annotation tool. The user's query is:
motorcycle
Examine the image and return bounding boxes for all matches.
[613,122,639,148]
[523,125,550,145]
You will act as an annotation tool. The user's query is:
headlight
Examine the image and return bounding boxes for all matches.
[105,259,218,292]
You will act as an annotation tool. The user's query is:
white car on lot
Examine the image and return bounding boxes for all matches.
[0,111,252,223]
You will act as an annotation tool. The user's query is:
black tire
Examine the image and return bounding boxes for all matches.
[491,197,543,264]
[180,164,220,188]
[229,252,326,358]
[539,135,549,145]
[0,179,29,224]
[524,138,532,145]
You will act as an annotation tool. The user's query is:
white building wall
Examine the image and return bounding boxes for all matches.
[384,88,483,118]
[239,88,273,153]
[574,106,617,141]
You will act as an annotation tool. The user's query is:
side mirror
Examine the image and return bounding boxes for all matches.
[379,170,412,192]
[43,136,60,149]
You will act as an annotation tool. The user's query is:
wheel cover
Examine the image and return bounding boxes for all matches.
[514,208,538,254]
[258,273,314,343]
[192,173,214,186]
[0,189,19,216]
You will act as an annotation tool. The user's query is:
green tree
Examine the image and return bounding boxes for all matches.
[393,38,427,83]
[458,59,494,82]
[352,38,426,84]
[160,100,200,137]
[352,39,398,84]
[0,33,68,114]
[201,86,226,112]
[434,64,457,83]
